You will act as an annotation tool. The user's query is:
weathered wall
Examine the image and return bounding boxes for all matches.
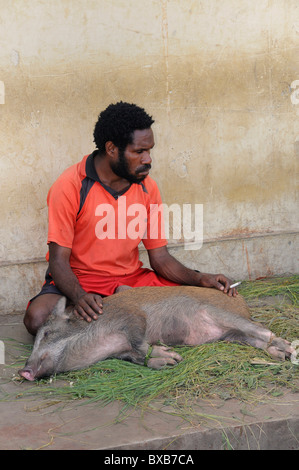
[0,0,298,313]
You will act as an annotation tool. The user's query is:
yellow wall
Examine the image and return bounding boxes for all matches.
[0,0,298,313]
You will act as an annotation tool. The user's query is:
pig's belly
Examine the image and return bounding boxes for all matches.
[184,321,224,345]
[147,308,225,346]
[181,309,224,346]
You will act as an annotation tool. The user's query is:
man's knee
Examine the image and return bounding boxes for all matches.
[114,285,133,294]
[24,304,42,336]
[23,301,48,336]
[23,294,62,335]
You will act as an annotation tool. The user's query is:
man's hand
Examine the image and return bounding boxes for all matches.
[197,273,238,297]
[74,293,103,322]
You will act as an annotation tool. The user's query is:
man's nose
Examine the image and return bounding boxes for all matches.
[141,151,152,164]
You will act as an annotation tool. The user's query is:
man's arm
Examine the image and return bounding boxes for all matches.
[148,246,237,296]
[48,242,103,321]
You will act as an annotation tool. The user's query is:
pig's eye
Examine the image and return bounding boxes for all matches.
[43,331,49,339]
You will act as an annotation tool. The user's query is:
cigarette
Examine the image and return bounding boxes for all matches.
[230,281,242,289]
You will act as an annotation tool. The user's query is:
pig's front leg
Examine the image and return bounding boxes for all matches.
[146,345,183,369]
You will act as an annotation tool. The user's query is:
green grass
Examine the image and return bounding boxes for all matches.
[239,275,299,306]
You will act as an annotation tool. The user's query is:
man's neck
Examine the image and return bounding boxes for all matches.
[93,153,131,192]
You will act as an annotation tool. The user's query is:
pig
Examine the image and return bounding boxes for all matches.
[19,286,295,381]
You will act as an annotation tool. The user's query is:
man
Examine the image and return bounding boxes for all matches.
[24,102,237,335]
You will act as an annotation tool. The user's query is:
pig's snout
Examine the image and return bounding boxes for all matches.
[18,367,35,382]
[18,352,54,381]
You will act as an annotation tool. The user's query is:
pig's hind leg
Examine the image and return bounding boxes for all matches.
[186,307,294,360]
[218,317,294,361]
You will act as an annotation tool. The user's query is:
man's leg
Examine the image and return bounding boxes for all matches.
[114,285,133,293]
[124,267,180,288]
[24,294,63,336]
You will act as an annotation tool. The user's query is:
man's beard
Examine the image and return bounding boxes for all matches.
[111,149,151,184]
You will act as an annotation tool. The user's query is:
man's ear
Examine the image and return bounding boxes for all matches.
[105,141,118,158]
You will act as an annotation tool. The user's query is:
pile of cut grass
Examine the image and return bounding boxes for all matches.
[11,276,299,410]
[239,275,299,307]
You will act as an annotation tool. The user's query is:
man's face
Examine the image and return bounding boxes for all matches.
[111,128,154,183]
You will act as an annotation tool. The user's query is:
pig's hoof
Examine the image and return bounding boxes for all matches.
[146,345,182,369]
[267,336,295,361]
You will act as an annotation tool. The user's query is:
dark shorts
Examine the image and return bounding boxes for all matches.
[27,266,180,310]
[26,268,63,309]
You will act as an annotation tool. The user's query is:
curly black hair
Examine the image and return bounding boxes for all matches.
[93,102,155,154]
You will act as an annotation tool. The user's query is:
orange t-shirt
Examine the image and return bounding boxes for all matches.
[46,152,167,278]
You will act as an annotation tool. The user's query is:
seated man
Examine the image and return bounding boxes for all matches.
[24,102,236,335]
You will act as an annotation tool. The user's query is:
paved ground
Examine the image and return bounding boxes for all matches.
[0,313,298,451]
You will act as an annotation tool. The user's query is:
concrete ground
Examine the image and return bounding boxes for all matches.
[0,313,298,451]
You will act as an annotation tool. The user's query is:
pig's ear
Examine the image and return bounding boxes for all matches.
[52,296,68,319]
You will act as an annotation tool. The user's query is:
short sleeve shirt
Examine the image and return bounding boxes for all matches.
[46,152,167,277]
